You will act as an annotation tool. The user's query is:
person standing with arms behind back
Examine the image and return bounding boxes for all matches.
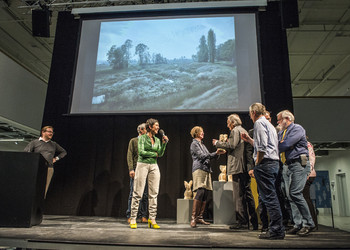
[241,103,285,240]
[24,126,67,198]
[129,118,168,229]
[126,123,148,224]
[190,126,225,228]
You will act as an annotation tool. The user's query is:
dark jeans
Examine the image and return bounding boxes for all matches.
[259,165,291,229]
[258,194,269,229]
[303,177,318,228]
[254,159,285,236]
[126,177,148,218]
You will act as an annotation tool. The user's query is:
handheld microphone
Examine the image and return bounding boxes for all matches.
[159,129,169,143]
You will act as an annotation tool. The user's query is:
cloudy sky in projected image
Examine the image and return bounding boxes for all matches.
[96,16,235,63]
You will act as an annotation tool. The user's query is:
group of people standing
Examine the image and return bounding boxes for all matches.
[187,102,317,240]
[24,104,316,239]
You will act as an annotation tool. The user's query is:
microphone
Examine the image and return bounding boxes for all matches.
[159,129,169,143]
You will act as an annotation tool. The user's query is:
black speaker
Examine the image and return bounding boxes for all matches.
[0,152,48,227]
[280,0,299,29]
[32,9,50,37]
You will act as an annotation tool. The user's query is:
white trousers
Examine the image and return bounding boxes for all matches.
[45,167,54,198]
[130,162,160,220]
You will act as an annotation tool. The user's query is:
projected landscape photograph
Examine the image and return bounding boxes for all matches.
[91,16,237,112]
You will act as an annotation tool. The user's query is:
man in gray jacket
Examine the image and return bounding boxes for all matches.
[213,114,254,229]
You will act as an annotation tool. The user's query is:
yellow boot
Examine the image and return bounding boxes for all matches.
[148,219,160,229]
[130,219,137,229]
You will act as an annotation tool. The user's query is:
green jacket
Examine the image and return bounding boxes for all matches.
[138,133,167,164]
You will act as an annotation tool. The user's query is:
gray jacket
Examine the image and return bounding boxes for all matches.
[215,125,247,175]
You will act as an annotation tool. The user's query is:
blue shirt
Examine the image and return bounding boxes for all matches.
[253,116,279,161]
[278,122,308,161]
[190,139,217,173]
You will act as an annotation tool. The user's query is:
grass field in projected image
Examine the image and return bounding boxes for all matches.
[91,61,238,112]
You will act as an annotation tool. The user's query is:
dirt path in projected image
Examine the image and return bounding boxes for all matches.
[175,85,223,109]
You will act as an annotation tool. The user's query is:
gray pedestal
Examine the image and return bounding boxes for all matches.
[213,181,236,225]
[177,199,193,224]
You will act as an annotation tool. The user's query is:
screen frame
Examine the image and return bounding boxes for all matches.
[68,6,264,115]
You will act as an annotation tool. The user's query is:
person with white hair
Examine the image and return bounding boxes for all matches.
[277,110,315,237]
[213,114,258,230]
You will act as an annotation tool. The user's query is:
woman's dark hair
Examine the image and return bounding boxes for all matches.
[146,118,159,132]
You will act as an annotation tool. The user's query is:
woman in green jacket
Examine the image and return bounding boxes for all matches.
[130,118,168,229]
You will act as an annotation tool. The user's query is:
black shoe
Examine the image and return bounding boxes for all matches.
[286,227,300,235]
[229,222,246,229]
[259,231,285,240]
[261,227,269,233]
[297,227,310,237]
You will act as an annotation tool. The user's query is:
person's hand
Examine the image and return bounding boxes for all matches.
[212,139,218,146]
[241,133,253,145]
[129,170,135,178]
[216,148,226,155]
[53,158,57,164]
[241,133,250,141]
[162,136,169,143]
[248,169,255,178]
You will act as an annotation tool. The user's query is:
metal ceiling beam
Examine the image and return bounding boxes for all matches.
[306,54,350,96]
[71,0,268,15]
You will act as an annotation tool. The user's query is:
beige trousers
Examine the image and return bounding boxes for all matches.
[131,162,160,220]
[45,167,54,198]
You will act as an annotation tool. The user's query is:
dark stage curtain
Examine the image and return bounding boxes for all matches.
[44,114,253,218]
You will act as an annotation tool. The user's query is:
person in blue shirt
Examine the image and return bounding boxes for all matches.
[241,103,285,240]
[277,110,315,236]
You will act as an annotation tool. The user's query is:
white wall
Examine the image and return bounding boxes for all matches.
[0,51,47,131]
[316,150,350,217]
[293,98,350,143]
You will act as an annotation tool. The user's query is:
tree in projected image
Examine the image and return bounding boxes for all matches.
[207,29,216,63]
[135,43,151,65]
[216,39,235,65]
[107,39,132,70]
[197,35,209,63]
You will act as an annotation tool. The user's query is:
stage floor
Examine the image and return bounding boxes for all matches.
[0,215,350,249]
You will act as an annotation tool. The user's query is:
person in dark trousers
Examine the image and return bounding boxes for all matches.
[241,103,285,240]
[303,141,318,230]
[126,123,148,224]
[213,114,258,229]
